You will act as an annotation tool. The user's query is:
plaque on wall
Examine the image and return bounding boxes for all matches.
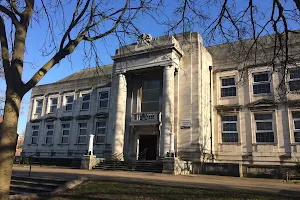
[180,120,191,129]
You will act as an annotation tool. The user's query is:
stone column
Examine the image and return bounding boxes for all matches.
[160,65,175,157]
[88,134,94,155]
[111,73,127,156]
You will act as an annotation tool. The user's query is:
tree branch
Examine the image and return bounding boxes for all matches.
[0,5,20,27]
[0,15,10,79]
[83,0,130,41]
[293,0,300,12]
[60,0,91,50]
[6,0,22,16]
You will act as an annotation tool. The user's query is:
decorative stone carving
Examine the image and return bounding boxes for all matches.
[60,116,74,121]
[44,116,58,122]
[30,118,42,123]
[137,33,153,46]
[76,115,91,120]
[95,112,109,119]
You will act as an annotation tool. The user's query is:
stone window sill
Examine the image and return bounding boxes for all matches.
[252,143,277,146]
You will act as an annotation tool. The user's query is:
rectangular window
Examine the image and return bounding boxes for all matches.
[81,93,90,110]
[255,113,274,143]
[78,123,87,144]
[61,123,70,144]
[253,73,271,94]
[35,99,43,114]
[31,125,39,144]
[45,124,54,144]
[95,121,106,144]
[292,111,300,142]
[141,80,160,112]
[221,77,236,97]
[221,115,238,143]
[289,68,300,92]
[99,91,109,109]
[65,95,74,111]
[49,98,58,113]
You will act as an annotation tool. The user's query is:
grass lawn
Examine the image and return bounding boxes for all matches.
[40,180,298,200]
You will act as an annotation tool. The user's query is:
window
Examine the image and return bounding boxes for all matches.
[253,73,271,94]
[288,68,300,92]
[78,123,87,143]
[49,98,58,113]
[221,77,236,97]
[141,80,160,112]
[99,91,109,109]
[31,125,39,144]
[95,121,106,143]
[65,95,74,111]
[292,111,300,142]
[255,113,274,143]
[221,115,238,143]
[61,123,70,144]
[81,93,90,110]
[45,124,54,144]
[35,99,43,114]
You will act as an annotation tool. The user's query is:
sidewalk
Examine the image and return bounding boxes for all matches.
[13,166,300,197]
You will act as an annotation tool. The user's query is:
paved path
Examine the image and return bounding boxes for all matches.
[13,166,300,197]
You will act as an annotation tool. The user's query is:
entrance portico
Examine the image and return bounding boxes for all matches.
[109,35,183,160]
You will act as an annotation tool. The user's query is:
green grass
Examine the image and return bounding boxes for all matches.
[40,180,298,200]
[289,180,300,184]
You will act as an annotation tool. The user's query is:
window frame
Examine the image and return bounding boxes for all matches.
[80,92,91,111]
[61,123,71,144]
[48,97,58,113]
[254,112,275,144]
[77,122,88,144]
[288,68,300,92]
[98,91,109,109]
[64,94,74,112]
[31,125,39,144]
[221,115,238,143]
[34,99,43,115]
[220,77,237,97]
[252,72,271,95]
[45,124,54,145]
[292,111,300,143]
[141,79,160,112]
[95,120,107,144]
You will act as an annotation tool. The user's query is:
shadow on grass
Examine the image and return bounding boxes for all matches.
[39,181,298,200]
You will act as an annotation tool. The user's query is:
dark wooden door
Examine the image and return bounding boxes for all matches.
[139,135,157,160]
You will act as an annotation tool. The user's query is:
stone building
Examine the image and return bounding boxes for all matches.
[22,32,300,175]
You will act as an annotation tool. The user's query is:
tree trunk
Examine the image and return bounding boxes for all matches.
[0,88,22,200]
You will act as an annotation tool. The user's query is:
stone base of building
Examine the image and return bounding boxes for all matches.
[162,157,192,175]
[81,155,102,170]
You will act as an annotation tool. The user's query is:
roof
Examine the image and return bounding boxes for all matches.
[57,64,113,83]
[206,31,300,66]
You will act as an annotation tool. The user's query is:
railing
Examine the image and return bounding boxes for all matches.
[23,153,40,177]
[131,112,161,124]
[137,148,147,161]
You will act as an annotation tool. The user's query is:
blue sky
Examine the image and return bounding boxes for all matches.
[0,0,298,134]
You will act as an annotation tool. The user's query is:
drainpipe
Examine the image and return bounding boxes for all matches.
[209,65,214,163]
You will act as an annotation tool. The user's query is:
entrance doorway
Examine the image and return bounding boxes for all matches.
[138,135,157,160]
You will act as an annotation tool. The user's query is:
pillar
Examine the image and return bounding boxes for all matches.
[160,65,175,157]
[111,73,127,156]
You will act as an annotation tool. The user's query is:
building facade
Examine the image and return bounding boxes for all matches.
[22,32,300,172]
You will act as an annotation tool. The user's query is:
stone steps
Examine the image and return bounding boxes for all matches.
[93,160,163,173]
[10,175,67,196]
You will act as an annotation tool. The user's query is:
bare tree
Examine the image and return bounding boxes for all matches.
[0,0,164,199]
[1,0,300,199]
[168,0,300,96]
